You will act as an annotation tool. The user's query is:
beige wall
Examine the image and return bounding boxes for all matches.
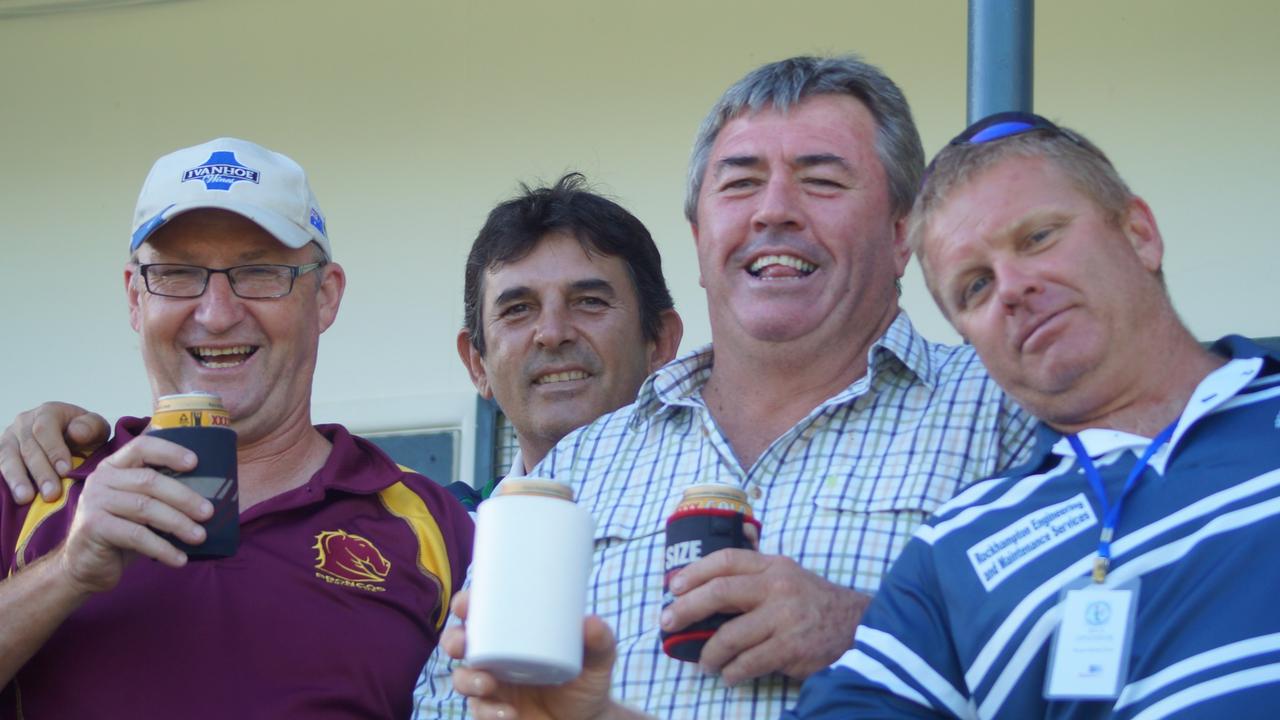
[2,0,1276,483]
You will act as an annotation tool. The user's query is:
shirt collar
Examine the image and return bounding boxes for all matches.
[1049,356,1262,475]
[506,450,526,480]
[628,310,933,426]
[1008,339,1271,475]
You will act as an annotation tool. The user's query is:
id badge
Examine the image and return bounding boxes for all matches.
[1044,576,1140,700]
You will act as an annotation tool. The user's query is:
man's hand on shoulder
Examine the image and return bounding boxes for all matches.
[661,548,871,684]
[0,402,110,504]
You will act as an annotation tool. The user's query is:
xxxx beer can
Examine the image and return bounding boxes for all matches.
[661,484,762,662]
[151,392,231,429]
[148,392,238,559]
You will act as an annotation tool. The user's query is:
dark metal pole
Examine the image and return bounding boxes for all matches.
[968,0,1034,124]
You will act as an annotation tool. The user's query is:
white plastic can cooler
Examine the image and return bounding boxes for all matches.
[465,478,595,684]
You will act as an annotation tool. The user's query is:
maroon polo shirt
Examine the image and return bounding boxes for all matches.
[0,418,472,719]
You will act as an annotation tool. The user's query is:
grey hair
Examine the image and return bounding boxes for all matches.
[684,55,925,224]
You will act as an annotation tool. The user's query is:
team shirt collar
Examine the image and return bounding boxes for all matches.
[1006,336,1276,477]
[1049,357,1261,476]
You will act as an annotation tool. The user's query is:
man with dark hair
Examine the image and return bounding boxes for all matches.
[450,172,683,506]
[413,174,682,717]
[447,55,1035,719]
[0,138,472,718]
[789,113,1280,717]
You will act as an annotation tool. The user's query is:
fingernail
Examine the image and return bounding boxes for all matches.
[670,576,685,593]
[200,501,214,516]
[14,486,32,503]
[660,609,673,629]
[55,460,70,475]
[184,452,197,467]
[41,483,57,498]
[189,525,206,542]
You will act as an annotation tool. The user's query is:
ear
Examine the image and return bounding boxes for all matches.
[1121,197,1163,273]
[315,262,347,334]
[646,309,684,372]
[125,263,143,332]
[891,214,912,277]
[456,329,493,398]
[690,222,708,289]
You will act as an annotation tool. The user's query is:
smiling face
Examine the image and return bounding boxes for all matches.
[459,232,672,467]
[919,154,1164,423]
[126,209,344,444]
[691,94,910,353]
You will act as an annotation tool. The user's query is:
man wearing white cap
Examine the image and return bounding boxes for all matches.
[0,138,472,719]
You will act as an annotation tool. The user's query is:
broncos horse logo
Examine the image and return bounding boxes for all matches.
[313,530,391,584]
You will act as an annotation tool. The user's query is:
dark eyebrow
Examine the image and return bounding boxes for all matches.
[714,155,763,176]
[492,285,534,308]
[794,153,852,171]
[569,278,617,297]
[491,278,618,309]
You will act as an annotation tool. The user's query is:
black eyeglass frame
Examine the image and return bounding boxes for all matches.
[138,261,329,299]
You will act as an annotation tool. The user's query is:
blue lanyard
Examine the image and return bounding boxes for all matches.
[1067,421,1177,583]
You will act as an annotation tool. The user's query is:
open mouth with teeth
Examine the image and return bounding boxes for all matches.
[189,345,258,369]
[747,254,817,279]
[534,370,589,385]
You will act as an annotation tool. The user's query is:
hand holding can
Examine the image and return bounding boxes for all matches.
[661,484,761,662]
[147,392,238,559]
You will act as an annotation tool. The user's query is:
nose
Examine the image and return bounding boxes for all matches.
[995,260,1042,313]
[193,272,247,332]
[534,300,577,348]
[751,176,805,233]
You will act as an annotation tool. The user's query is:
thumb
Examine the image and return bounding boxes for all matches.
[583,615,617,671]
[67,413,111,452]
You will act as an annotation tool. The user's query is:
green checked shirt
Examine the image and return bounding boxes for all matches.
[414,311,1034,719]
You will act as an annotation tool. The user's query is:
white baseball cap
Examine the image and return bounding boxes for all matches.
[130,137,331,259]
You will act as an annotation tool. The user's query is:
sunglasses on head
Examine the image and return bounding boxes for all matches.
[924,111,1097,180]
[949,111,1074,146]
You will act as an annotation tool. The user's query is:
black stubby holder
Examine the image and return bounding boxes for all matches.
[661,510,752,662]
[148,426,239,559]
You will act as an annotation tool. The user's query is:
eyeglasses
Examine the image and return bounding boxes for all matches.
[139,261,328,299]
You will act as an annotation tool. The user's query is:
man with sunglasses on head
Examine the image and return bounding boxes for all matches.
[0,138,472,719]
[788,113,1280,717]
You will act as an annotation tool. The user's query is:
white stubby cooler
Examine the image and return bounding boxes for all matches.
[465,478,595,684]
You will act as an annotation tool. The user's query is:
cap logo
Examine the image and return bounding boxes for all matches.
[313,529,390,592]
[309,207,327,237]
[182,151,261,191]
